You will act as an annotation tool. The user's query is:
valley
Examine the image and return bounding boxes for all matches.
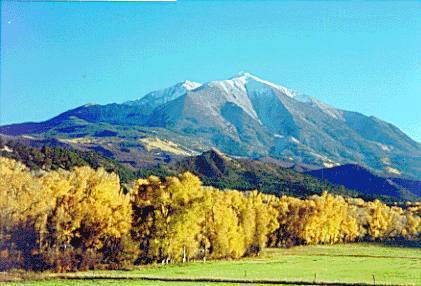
[2,244,420,286]
[2,2,420,286]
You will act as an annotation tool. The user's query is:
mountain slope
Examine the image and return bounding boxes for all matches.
[0,138,137,183]
[1,72,420,178]
[139,149,360,199]
[306,164,419,201]
[139,149,415,202]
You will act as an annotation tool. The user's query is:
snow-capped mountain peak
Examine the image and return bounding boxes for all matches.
[125,80,201,108]
[199,72,300,122]
[181,80,202,91]
[229,72,297,98]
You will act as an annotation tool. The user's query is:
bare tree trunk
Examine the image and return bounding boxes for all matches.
[182,246,186,263]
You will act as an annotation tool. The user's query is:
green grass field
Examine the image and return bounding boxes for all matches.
[2,243,420,286]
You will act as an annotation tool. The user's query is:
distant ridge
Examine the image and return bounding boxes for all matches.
[306,164,419,201]
[140,149,415,202]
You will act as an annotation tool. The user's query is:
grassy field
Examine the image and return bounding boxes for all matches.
[2,243,420,286]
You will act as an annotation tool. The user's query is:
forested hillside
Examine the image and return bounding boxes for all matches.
[306,164,420,201]
[2,139,414,203]
[0,138,137,183]
[140,149,408,202]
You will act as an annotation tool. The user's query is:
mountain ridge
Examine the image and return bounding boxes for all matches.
[1,72,420,178]
[140,148,419,202]
[306,164,419,200]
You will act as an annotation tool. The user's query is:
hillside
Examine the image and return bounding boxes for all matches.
[0,138,137,183]
[139,149,414,202]
[1,73,420,178]
[2,136,417,202]
[1,137,351,198]
[306,164,420,201]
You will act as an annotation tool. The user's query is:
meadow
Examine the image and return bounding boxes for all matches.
[2,243,420,286]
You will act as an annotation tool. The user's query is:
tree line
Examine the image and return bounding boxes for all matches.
[0,157,419,272]
[0,139,137,183]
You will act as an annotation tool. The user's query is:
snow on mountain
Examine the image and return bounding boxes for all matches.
[305,97,345,121]
[126,72,296,119]
[125,80,202,110]
[291,92,345,120]
[199,72,299,123]
[182,80,202,90]
[226,72,297,98]
[205,74,260,121]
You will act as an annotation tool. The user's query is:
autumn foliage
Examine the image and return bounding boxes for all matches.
[0,157,419,271]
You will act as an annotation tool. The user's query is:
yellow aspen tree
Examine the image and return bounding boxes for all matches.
[0,157,54,270]
[44,166,132,270]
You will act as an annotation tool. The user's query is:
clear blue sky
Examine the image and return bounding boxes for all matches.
[1,1,420,141]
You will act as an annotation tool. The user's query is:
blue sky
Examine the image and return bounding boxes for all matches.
[1,0,420,141]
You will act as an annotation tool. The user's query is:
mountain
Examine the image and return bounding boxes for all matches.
[388,177,421,197]
[140,149,416,202]
[139,149,360,199]
[306,164,420,201]
[1,72,420,178]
